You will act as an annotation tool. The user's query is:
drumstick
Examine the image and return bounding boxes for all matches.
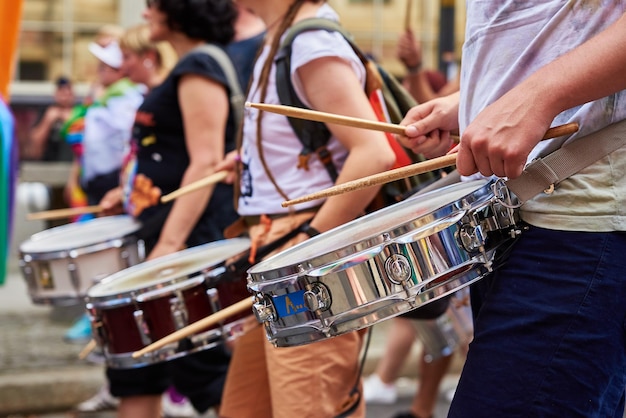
[405,0,413,31]
[78,339,97,360]
[131,297,254,358]
[26,205,103,221]
[281,122,579,207]
[160,171,229,204]
[246,102,407,136]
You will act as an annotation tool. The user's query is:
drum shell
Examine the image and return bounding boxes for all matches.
[18,216,144,305]
[248,179,519,347]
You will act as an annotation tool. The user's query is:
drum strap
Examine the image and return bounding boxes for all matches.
[222,219,317,280]
[506,120,626,203]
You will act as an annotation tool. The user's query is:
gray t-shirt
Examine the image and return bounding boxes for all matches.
[461,1,626,231]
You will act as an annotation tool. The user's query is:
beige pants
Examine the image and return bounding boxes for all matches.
[219,213,365,418]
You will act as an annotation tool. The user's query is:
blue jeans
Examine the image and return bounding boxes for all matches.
[448,226,626,418]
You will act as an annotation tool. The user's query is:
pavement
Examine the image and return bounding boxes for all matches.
[0,180,463,418]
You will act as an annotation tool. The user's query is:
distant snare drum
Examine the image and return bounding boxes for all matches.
[19,216,144,305]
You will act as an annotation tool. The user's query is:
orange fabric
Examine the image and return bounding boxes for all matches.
[220,213,366,418]
[0,0,23,99]
[368,89,413,169]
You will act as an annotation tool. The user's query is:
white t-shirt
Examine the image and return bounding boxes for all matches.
[461,1,626,231]
[237,4,366,216]
[82,79,144,182]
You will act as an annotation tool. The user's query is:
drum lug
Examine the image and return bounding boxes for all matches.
[458,223,485,253]
[252,294,277,323]
[303,283,332,312]
[206,288,221,313]
[133,309,153,346]
[19,257,38,291]
[170,293,189,331]
[67,260,81,295]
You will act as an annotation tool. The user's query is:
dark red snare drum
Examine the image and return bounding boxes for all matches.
[86,238,251,368]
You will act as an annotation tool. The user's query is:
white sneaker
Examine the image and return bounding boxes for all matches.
[363,374,398,404]
[161,390,197,418]
[75,385,120,412]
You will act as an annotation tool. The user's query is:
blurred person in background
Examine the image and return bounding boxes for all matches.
[25,76,76,162]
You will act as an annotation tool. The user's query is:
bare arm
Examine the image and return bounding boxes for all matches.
[148,75,228,260]
[297,56,396,233]
[27,107,62,160]
[458,12,626,179]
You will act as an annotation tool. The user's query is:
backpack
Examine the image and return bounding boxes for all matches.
[275,18,442,207]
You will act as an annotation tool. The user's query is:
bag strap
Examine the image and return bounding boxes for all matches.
[193,44,245,131]
[275,19,355,182]
[506,120,626,203]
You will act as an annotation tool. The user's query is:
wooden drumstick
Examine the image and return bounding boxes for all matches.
[160,171,229,204]
[27,205,103,221]
[131,297,254,358]
[281,122,580,207]
[405,0,413,31]
[78,339,97,360]
[246,102,407,136]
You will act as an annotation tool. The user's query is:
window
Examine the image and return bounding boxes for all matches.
[18,0,120,84]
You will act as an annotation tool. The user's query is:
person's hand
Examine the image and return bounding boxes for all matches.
[396,92,460,159]
[42,106,65,125]
[99,186,124,216]
[213,150,240,184]
[456,87,554,179]
[396,29,422,70]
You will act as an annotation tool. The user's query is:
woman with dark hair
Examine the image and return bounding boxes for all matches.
[214,0,396,417]
[95,1,243,417]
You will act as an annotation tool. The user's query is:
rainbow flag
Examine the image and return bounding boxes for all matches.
[1,0,24,284]
[0,97,17,285]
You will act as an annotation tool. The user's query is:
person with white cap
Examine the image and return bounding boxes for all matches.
[77,40,143,206]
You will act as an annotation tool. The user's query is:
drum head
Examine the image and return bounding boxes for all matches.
[87,238,250,299]
[20,216,141,253]
[249,179,490,276]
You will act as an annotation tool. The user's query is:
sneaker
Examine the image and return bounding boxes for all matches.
[363,374,398,404]
[162,387,197,418]
[75,385,120,412]
[64,313,93,344]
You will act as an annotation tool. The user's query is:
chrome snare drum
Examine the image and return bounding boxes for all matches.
[86,238,250,369]
[248,179,522,347]
[19,216,144,305]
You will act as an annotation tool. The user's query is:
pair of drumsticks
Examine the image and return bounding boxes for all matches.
[30,103,579,222]
[71,105,576,360]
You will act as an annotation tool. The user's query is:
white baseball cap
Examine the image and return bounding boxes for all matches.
[88,41,123,69]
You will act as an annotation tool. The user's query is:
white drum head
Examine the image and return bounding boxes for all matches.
[88,238,251,298]
[20,216,141,253]
[250,180,489,272]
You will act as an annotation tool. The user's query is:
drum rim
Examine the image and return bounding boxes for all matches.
[86,237,251,303]
[19,215,142,256]
[247,179,495,282]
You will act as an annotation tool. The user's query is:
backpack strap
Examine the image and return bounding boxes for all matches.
[275,18,360,182]
[193,44,245,131]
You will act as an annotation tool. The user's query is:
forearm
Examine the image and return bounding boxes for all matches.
[155,165,216,253]
[309,143,394,232]
[404,71,439,104]
[516,13,626,119]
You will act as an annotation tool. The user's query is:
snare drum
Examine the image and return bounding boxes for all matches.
[19,216,144,305]
[248,178,521,347]
[86,238,251,369]
[411,289,473,363]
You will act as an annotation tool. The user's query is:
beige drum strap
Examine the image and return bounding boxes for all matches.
[506,120,626,203]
